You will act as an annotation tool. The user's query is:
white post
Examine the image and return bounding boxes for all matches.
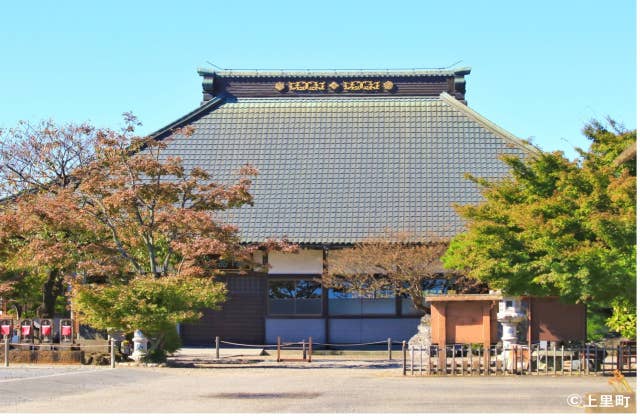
[3,338,8,367]
[110,338,116,368]
[410,347,415,375]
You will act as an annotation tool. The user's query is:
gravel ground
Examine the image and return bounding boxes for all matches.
[0,361,635,413]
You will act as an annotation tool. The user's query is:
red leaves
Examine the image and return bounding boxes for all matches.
[171,125,196,138]
[323,231,451,313]
[1,117,261,286]
[237,164,259,177]
[259,238,299,254]
[0,119,95,195]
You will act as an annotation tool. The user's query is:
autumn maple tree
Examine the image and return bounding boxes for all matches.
[0,120,97,318]
[70,115,259,280]
[1,115,292,358]
[323,231,486,315]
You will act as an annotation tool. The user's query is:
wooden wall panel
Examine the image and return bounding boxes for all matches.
[430,302,446,347]
[207,76,457,99]
[180,273,267,346]
[530,297,586,343]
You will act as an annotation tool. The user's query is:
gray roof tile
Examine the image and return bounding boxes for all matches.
[158,94,532,244]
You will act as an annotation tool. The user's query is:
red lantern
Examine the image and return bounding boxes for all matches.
[1,319,14,341]
[61,325,71,337]
[60,319,73,343]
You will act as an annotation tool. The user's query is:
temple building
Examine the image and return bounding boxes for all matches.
[150,67,539,345]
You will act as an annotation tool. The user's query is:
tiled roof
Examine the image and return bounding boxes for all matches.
[157,93,534,244]
[613,141,636,165]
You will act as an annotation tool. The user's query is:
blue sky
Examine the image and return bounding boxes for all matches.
[0,1,635,159]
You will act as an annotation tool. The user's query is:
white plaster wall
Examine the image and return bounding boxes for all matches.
[329,318,420,343]
[265,318,326,344]
[268,249,323,274]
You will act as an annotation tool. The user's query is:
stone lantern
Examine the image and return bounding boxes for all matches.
[130,330,148,362]
[497,297,526,369]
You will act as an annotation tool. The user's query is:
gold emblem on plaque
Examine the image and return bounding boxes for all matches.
[276,80,388,93]
[342,80,381,91]
[288,81,326,91]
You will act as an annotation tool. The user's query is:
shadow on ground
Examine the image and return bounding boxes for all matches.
[168,355,402,370]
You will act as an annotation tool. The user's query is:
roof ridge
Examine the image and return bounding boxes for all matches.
[197,67,472,78]
[232,96,442,103]
[439,92,541,156]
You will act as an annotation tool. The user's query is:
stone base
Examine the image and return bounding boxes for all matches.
[408,314,432,348]
[9,350,83,364]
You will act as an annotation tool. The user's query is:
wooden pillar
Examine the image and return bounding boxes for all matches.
[526,297,533,374]
[433,302,447,371]
[526,297,532,348]
[482,303,491,374]
[262,252,269,344]
[74,316,80,342]
[322,247,330,346]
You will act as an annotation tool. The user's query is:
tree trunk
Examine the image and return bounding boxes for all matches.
[41,269,63,318]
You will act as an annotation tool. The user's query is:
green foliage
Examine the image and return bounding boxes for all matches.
[0,269,44,318]
[587,307,610,341]
[606,298,637,339]
[582,117,636,175]
[73,274,226,358]
[145,326,181,362]
[443,119,636,336]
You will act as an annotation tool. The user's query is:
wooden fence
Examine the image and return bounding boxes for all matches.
[404,342,636,376]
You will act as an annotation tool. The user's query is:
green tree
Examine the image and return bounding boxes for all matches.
[442,119,636,339]
[73,274,226,356]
